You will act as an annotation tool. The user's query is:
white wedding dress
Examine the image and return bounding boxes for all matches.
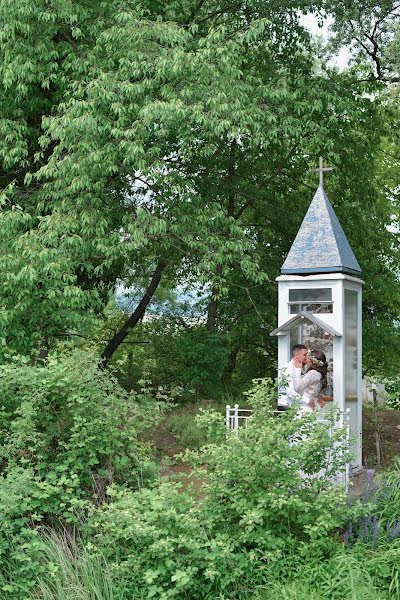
[293,369,323,415]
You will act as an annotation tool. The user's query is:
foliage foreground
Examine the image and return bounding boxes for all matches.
[0,349,160,597]
[1,365,399,599]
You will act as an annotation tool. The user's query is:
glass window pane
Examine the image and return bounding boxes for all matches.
[345,290,358,401]
[290,326,301,354]
[289,288,332,302]
[344,289,359,464]
[301,303,333,314]
[289,322,333,398]
[289,304,300,314]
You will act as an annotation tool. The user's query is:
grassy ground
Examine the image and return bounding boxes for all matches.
[149,402,400,503]
[153,399,228,454]
[151,400,226,491]
[362,405,400,469]
[29,404,400,600]
[152,401,400,471]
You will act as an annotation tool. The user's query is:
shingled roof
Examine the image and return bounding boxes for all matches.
[281,185,362,276]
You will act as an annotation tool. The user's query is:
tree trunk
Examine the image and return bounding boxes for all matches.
[207,265,222,332]
[222,346,239,383]
[372,386,383,468]
[100,259,167,368]
[206,144,236,333]
[37,338,50,362]
[206,298,217,332]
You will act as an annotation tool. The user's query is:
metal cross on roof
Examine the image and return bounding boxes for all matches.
[309,156,334,188]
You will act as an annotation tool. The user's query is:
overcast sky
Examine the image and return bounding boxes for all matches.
[300,13,351,70]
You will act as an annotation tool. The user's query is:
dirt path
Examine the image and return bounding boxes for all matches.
[152,423,184,458]
[151,418,206,494]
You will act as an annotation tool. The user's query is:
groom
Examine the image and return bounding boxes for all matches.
[277,344,315,412]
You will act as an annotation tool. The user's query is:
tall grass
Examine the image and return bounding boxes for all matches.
[19,530,400,600]
[30,531,126,600]
[253,582,325,600]
[251,568,389,600]
[164,397,228,450]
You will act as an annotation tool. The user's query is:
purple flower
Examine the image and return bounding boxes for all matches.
[343,520,354,547]
[387,518,400,540]
[372,515,379,545]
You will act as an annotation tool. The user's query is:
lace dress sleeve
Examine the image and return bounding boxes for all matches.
[293,370,321,394]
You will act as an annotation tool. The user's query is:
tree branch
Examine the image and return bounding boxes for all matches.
[100,259,167,368]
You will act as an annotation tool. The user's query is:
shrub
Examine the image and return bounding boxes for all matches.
[110,317,230,401]
[166,413,207,450]
[88,484,217,599]
[188,407,351,550]
[381,376,400,410]
[255,582,325,600]
[31,531,400,600]
[165,404,226,450]
[288,541,400,600]
[367,457,400,534]
[0,348,161,597]
[87,379,354,599]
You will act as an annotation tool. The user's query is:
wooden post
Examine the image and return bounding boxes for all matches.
[226,405,231,430]
[372,384,382,469]
[234,404,239,430]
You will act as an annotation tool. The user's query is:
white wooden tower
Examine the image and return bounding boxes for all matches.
[270,161,363,469]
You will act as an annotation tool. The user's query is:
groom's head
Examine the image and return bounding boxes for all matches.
[292,344,308,365]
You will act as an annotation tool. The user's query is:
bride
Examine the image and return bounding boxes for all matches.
[293,349,328,415]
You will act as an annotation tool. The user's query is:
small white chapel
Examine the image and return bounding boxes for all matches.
[270,159,363,470]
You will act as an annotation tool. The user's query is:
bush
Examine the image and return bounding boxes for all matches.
[108,316,231,401]
[86,379,353,599]
[30,532,400,600]
[88,483,217,599]
[0,348,161,597]
[188,402,351,551]
[167,413,208,450]
[366,457,400,535]
[286,541,400,600]
[255,582,325,600]
[381,376,400,410]
[165,403,226,450]
[10,378,400,599]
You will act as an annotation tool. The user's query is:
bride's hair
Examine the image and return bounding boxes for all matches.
[308,350,328,393]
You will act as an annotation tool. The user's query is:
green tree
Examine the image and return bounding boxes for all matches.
[0,0,398,378]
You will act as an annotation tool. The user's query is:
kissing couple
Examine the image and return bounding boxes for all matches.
[277,344,328,416]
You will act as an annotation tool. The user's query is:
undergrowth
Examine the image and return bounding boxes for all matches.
[2,371,400,600]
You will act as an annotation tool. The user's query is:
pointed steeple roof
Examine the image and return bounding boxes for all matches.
[281,185,361,276]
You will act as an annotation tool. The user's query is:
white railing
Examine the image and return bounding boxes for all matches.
[225,404,351,490]
[225,405,254,430]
